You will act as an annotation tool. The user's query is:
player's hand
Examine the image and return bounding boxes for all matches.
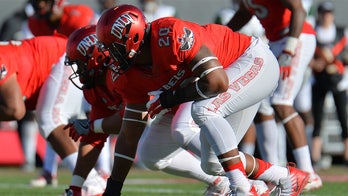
[146,91,171,119]
[278,52,293,80]
[64,119,91,142]
[278,36,298,80]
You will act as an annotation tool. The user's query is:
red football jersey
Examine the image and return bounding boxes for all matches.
[242,0,315,41]
[149,17,251,91]
[106,64,160,104]
[28,4,96,37]
[0,35,67,108]
[81,81,125,147]
[107,17,252,108]
[83,83,124,121]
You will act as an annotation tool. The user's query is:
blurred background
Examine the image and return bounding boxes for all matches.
[0,0,347,26]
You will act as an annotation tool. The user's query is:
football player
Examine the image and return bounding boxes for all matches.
[0,35,66,121]
[63,25,124,196]
[64,25,236,196]
[27,0,97,36]
[96,4,310,195]
[24,0,106,190]
[227,0,322,191]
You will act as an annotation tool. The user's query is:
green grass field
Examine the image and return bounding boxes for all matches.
[0,165,347,196]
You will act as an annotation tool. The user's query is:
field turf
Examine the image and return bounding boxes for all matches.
[0,165,347,196]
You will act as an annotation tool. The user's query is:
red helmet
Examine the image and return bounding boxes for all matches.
[96,4,148,75]
[65,25,112,89]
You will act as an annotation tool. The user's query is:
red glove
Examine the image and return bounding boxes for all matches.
[146,91,171,119]
[64,119,91,142]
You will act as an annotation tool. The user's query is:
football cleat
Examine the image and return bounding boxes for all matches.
[62,188,82,196]
[82,173,106,196]
[30,170,58,187]
[303,172,323,192]
[274,163,310,196]
[204,176,230,196]
[250,180,270,196]
[227,185,258,196]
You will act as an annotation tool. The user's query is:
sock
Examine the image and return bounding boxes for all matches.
[103,178,123,196]
[43,144,58,176]
[70,175,85,187]
[292,145,315,174]
[256,120,279,164]
[277,122,288,166]
[224,161,251,192]
[62,152,78,172]
[253,158,288,184]
[239,142,255,156]
[20,119,38,169]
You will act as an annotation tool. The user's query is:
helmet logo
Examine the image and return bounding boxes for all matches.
[111,13,135,40]
[77,34,98,56]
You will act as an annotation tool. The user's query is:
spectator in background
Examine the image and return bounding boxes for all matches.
[310,0,348,168]
[139,0,177,22]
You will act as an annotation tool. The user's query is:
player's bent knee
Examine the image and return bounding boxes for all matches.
[191,103,220,126]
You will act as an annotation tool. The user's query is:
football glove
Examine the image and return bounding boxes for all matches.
[64,119,91,142]
[278,36,299,80]
[146,90,171,119]
[278,52,293,80]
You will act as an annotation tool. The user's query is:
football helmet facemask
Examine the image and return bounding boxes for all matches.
[65,25,113,90]
[96,4,148,76]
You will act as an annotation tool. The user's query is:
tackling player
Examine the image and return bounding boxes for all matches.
[96,4,310,195]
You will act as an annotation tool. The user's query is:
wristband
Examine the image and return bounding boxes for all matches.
[93,119,104,133]
[284,36,299,55]
[71,175,85,187]
[159,91,177,108]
